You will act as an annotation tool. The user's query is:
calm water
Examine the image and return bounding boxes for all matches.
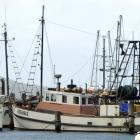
[0,129,135,140]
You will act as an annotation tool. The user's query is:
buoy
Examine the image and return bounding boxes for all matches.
[135,131,140,140]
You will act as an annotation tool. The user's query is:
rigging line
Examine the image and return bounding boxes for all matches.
[33,84,40,92]
[11,43,29,76]
[125,17,140,40]
[10,24,42,95]
[46,20,97,36]
[0,48,5,77]
[8,45,25,95]
[0,44,3,69]
[25,36,41,94]
[44,25,53,66]
[6,40,23,94]
[44,25,54,84]
[19,23,42,74]
[47,20,118,42]
[6,37,25,94]
[62,56,91,85]
[109,21,119,35]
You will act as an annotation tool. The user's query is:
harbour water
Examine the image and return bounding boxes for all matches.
[1,129,135,140]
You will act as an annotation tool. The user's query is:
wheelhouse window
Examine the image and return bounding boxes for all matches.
[51,94,56,102]
[62,95,67,103]
[82,97,86,105]
[46,93,49,101]
[73,96,79,104]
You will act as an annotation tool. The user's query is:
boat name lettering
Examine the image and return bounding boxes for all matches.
[17,109,28,116]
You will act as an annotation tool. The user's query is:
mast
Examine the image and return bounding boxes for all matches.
[115,15,122,90]
[40,5,45,101]
[103,36,106,89]
[90,30,100,87]
[138,42,140,97]
[107,31,112,90]
[4,23,9,96]
[109,15,122,92]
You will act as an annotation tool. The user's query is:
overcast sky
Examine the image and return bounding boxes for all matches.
[0,0,140,89]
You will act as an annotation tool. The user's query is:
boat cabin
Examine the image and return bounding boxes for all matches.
[36,90,100,116]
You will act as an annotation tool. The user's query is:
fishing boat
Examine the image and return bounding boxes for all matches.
[12,7,140,133]
[12,86,130,132]
[12,7,127,132]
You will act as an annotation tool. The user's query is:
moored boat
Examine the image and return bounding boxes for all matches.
[0,104,3,131]
[12,88,130,132]
[0,95,6,130]
[11,7,140,133]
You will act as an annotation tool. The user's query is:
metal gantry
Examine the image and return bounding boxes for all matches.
[110,41,140,96]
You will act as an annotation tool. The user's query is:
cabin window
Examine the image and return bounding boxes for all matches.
[88,97,93,104]
[73,96,79,104]
[82,97,86,105]
[62,95,67,103]
[51,94,56,102]
[46,93,49,101]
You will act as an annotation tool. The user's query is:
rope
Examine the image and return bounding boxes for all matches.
[46,20,97,36]
[44,25,54,86]
[62,56,91,85]
[0,43,4,70]
[46,20,120,43]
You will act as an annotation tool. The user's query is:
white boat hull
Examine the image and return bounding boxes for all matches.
[13,107,55,130]
[3,106,10,127]
[13,106,130,132]
[0,104,3,130]
[134,117,140,132]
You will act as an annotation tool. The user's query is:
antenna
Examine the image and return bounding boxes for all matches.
[4,0,7,24]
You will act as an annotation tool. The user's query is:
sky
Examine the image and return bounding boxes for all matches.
[0,0,140,90]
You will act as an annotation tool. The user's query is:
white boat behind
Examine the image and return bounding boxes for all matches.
[0,104,3,130]
[0,95,5,130]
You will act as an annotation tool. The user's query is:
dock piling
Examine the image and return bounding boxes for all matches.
[55,111,61,133]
